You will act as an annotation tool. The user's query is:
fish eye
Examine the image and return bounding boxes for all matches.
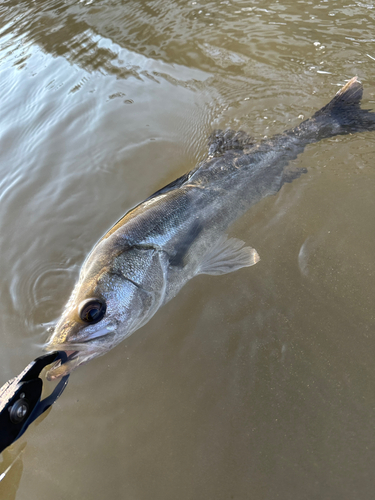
[78,298,106,324]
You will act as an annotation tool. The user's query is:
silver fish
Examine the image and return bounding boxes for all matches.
[46,77,375,378]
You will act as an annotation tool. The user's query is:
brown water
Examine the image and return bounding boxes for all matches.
[0,0,375,498]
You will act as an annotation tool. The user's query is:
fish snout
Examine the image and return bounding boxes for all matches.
[44,317,117,378]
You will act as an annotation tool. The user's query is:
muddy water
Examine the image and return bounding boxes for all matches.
[0,0,375,498]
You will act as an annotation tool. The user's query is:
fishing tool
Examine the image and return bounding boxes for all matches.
[0,351,69,454]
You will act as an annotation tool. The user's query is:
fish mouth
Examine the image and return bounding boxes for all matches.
[45,351,80,380]
[44,323,118,379]
[44,342,108,380]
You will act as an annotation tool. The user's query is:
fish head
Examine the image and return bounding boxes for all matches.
[45,241,168,379]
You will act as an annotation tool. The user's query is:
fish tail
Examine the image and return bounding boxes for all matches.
[307,77,375,139]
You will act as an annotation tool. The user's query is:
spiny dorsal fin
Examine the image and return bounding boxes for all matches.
[144,171,192,202]
[208,129,255,157]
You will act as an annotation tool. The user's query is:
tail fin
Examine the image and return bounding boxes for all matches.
[309,77,375,138]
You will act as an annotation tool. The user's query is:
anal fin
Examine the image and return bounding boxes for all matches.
[197,235,260,276]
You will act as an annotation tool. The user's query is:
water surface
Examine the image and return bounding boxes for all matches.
[0,0,375,499]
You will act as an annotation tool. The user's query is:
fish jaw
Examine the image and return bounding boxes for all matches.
[44,334,117,379]
[44,348,100,380]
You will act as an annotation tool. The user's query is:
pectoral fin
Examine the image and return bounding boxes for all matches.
[197,235,260,276]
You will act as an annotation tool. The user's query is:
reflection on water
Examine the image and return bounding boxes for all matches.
[0,0,375,498]
[0,442,26,500]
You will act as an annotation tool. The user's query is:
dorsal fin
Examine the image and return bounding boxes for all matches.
[144,171,192,202]
[98,171,195,244]
[208,129,255,157]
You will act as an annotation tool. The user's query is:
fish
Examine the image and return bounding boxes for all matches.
[45,77,375,378]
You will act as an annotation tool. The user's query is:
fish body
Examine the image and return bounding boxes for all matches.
[46,77,375,377]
